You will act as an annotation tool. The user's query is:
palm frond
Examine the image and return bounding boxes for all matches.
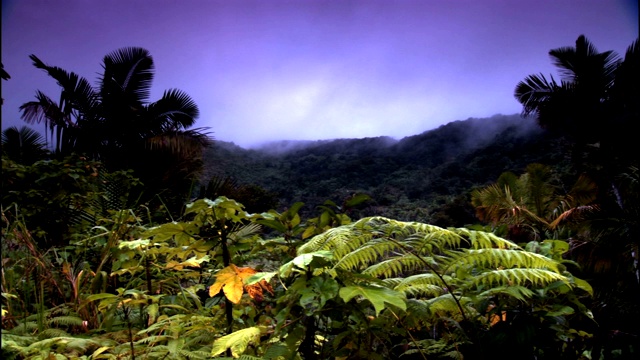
[101,47,154,103]
[1,126,49,163]
[145,128,212,154]
[0,62,9,80]
[229,222,263,243]
[548,205,598,230]
[19,90,70,128]
[514,73,559,116]
[148,88,200,130]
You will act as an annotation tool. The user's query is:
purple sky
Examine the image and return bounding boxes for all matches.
[2,0,638,148]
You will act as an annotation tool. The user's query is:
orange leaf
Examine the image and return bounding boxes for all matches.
[245,279,275,302]
[209,264,260,304]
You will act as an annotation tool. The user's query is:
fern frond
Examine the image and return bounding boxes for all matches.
[425,294,466,315]
[404,228,464,255]
[405,298,433,322]
[184,329,219,345]
[334,238,402,271]
[478,285,536,301]
[134,334,174,345]
[210,326,266,358]
[262,342,292,359]
[178,348,211,359]
[392,273,446,298]
[47,315,85,327]
[298,225,373,258]
[25,336,101,355]
[455,228,520,249]
[449,248,560,272]
[7,321,38,334]
[37,328,70,339]
[470,268,568,289]
[363,254,436,278]
[1,332,36,346]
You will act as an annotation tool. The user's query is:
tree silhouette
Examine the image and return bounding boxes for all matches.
[515,35,639,175]
[1,126,49,164]
[20,47,212,209]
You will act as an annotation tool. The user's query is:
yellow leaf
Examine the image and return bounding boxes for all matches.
[209,264,262,304]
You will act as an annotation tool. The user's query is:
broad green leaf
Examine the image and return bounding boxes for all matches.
[344,193,371,208]
[254,217,287,233]
[284,202,305,219]
[547,305,575,317]
[299,277,340,311]
[85,293,118,302]
[245,271,277,285]
[339,285,406,316]
[184,198,215,215]
[571,276,593,295]
[279,250,333,277]
[118,239,151,249]
[144,222,194,244]
[293,251,333,268]
[146,303,159,324]
[165,255,210,270]
[90,346,112,359]
[211,326,266,357]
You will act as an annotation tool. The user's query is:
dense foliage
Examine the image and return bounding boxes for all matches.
[2,35,638,359]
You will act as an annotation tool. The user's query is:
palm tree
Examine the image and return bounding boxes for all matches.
[515,35,619,143]
[515,38,640,354]
[1,126,49,164]
[515,35,638,174]
[20,47,212,209]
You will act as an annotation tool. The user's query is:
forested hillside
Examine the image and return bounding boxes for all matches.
[3,36,637,359]
[202,113,571,225]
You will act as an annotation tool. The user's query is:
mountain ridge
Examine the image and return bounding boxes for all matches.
[202,113,567,226]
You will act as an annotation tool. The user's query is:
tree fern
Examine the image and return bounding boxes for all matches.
[296,216,586,326]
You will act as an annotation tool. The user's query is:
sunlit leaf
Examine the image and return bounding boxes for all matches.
[208,264,271,304]
[211,326,266,357]
[339,284,406,316]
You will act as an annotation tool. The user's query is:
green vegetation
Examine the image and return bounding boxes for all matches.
[2,36,638,359]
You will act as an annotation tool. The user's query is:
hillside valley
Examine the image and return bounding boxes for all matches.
[201,114,572,226]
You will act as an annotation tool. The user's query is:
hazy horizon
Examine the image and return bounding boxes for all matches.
[2,0,638,148]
